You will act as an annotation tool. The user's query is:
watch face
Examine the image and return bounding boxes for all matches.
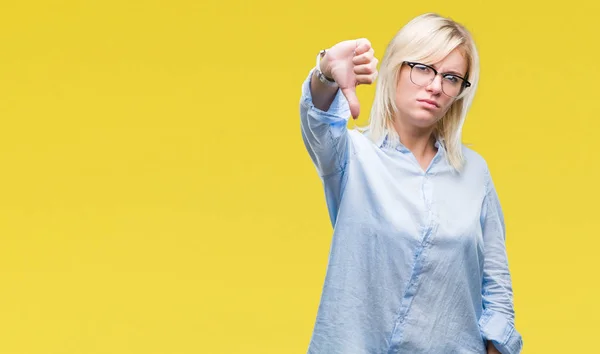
[316,50,337,86]
[318,72,337,86]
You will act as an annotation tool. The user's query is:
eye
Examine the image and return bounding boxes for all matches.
[414,64,431,73]
[443,75,460,84]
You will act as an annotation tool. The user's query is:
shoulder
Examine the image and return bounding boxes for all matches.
[460,144,494,191]
[461,144,490,171]
[347,128,380,152]
[458,144,492,188]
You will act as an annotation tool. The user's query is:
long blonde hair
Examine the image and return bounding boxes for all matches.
[365,13,480,171]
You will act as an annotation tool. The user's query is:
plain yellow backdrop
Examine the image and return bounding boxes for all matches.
[0,0,598,353]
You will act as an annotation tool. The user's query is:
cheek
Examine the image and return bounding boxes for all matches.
[395,82,416,107]
[439,98,456,113]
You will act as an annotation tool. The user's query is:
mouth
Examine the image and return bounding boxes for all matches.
[417,99,439,108]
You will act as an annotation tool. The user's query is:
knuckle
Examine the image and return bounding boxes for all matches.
[359,75,374,84]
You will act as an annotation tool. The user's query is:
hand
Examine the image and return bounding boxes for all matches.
[487,341,501,354]
[319,38,378,119]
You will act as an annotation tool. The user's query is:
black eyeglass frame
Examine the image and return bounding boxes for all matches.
[403,61,471,97]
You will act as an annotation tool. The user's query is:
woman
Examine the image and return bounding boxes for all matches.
[299,13,523,354]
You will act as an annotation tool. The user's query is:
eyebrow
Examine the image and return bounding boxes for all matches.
[408,61,467,79]
[428,64,465,77]
[425,64,467,78]
[443,70,464,76]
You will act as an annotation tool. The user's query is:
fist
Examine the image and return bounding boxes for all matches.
[319,38,378,119]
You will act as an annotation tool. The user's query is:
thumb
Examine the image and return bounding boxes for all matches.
[341,86,360,119]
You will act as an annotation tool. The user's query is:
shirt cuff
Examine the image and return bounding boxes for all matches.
[300,69,351,123]
[479,308,523,354]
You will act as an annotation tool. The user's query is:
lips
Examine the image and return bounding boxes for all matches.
[417,99,439,108]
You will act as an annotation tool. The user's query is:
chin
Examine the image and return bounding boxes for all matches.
[410,111,441,128]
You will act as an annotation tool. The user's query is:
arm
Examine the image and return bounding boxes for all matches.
[299,68,352,226]
[300,39,377,177]
[487,340,501,354]
[300,68,352,179]
[478,168,523,354]
[299,40,377,226]
[309,67,340,112]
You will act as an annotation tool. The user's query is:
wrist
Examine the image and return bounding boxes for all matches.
[315,49,337,87]
[318,50,334,80]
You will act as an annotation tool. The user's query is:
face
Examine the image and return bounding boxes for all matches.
[394,48,468,129]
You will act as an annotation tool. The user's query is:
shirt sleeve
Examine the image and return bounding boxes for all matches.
[299,68,352,226]
[478,168,524,354]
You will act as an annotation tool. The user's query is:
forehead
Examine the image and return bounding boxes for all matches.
[428,48,468,74]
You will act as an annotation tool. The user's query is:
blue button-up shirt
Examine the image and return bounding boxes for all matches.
[299,70,523,354]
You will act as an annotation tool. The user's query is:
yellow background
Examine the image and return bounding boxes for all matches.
[0,0,597,353]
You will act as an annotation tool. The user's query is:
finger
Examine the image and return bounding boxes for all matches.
[354,63,376,75]
[354,38,372,56]
[352,49,375,65]
[356,73,377,85]
[341,86,360,119]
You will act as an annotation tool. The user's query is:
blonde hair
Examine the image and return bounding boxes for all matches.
[364,13,480,171]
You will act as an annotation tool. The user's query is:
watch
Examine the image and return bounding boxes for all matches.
[315,49,338,87]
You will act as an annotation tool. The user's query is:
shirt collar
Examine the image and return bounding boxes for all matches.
[376,131,446,156]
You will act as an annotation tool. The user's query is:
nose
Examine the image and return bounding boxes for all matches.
[425,74,443,95]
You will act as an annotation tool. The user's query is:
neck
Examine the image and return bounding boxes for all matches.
[392,120,438,159]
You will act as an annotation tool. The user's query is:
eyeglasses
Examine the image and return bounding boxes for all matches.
[404,61,471,98]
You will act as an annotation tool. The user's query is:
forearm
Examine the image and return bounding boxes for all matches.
[310,69,339,112]
[487,340,501,354]
[479,169,523,354]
